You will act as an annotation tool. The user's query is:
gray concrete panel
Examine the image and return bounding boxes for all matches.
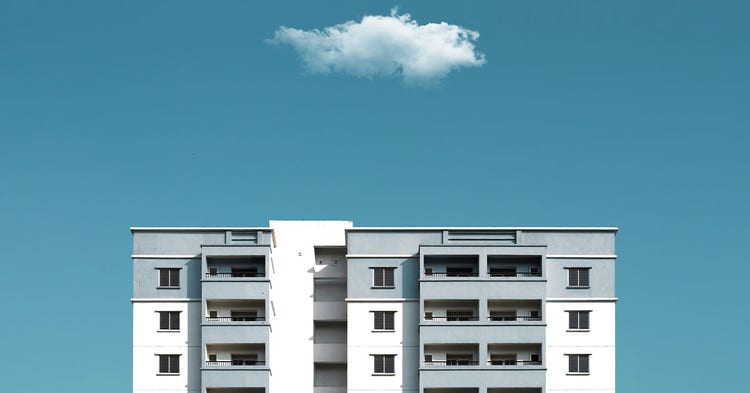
[202,281,270,300]
[420,368,545,389]
[347,231,442,255]
[201,368,270,389]
[545,258,615,298]
[133,258,201,298]
[420,281,546,300]
[519,231,614,255]
[201,324,270,344]
[420,325,545,344]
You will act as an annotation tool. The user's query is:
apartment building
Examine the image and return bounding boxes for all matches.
[132,220,617,393]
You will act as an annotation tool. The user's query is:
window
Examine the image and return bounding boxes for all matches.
[490,310,516,321]
[158,268,180,288]
[490,354,516,365]
[158,354,180,374]
[373,311,395,331]
[158,311,180,331]
[567,268,590,288]
[568,311,590,330]
[373,354,395,374]
[568,354,590,374]
[446,266,475,277]
[372,267,395,288]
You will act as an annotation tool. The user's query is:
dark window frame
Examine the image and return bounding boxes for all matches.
[568,310,590,330]
[158,268,180,288]
[566,267,590,288]
[373,354,395,374]
[567,354,590,374]
[373,311,396,331]
[158,311,180,331]
[158,354,180,374]
[372,267,396,288]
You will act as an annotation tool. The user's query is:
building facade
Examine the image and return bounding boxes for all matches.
[132,220,617,393]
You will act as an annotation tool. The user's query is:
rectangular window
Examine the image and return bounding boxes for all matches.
[158,311,180,330]
[158,354,180,374]
[567,268,590,288]
[568,311,590,330]
[373,354,395,374]
[373,311,395,330]
[372,267,395,288]
[158,268,180,288]
[568,354,590,373]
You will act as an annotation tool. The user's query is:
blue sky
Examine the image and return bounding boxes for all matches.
[1,1,748,392]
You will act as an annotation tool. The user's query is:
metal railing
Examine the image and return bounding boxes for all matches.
[424,360,480,366]
[205,272,265,278]
[424,272,479,277]
[205,360,266,366]
[205,316,266,322]
[488,360,542,366]
[424,316,480,322]
[488,271,542,278]
[488,316,542,322]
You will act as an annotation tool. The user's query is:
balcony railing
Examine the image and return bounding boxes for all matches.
[424,272,479,277]
[488,272,542,278]
[205,272,265,278]
[488,316,542,322]
[488,360,542,366]
[424,360,480,366]
[205,316,266,322]
[205,360,266,367]
[424,316,480,322]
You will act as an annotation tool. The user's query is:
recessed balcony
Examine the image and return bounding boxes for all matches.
[487,344,543,367]
[487,256,542,279]
[424,255,479,279]
[487,300,543,323]
[205,300,267,324]
[423,344,480,367]
[424,300,479,323]
[205,256,267,280]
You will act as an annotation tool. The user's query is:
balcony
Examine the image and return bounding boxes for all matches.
[207,389,266,393]
[424,255,479,279]
[487,256,542,279]
[424,300,479,323]
[487,344,543,368]
[423,344,479,367]
[202,344,269,389]
[488,300,543,323]
[205,256,267,281]
[206,300,267,323]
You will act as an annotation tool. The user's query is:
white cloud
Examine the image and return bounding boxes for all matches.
[269,8,485,85]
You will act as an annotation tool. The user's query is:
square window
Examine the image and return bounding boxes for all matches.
[567,268,590,288]
[158,268,180,288]
[568,354,590,373]
[373,311,395,330]
[372,267,395,288]
[158,354,180,374]
[568,311,590,330]
[373,354,395,374]
[158,311,180,331]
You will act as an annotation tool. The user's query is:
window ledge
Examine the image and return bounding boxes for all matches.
[566,286,590,289]
[372,373,396,376]
[156,373,180,376]
[567,372,590,376]
[567,329,590,332]
[157,286,181,289]
[371,286,396,289]
[157,330,181,333]
[372,329,395,333]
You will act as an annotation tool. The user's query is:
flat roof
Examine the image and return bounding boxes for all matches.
[130,227,272,233]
